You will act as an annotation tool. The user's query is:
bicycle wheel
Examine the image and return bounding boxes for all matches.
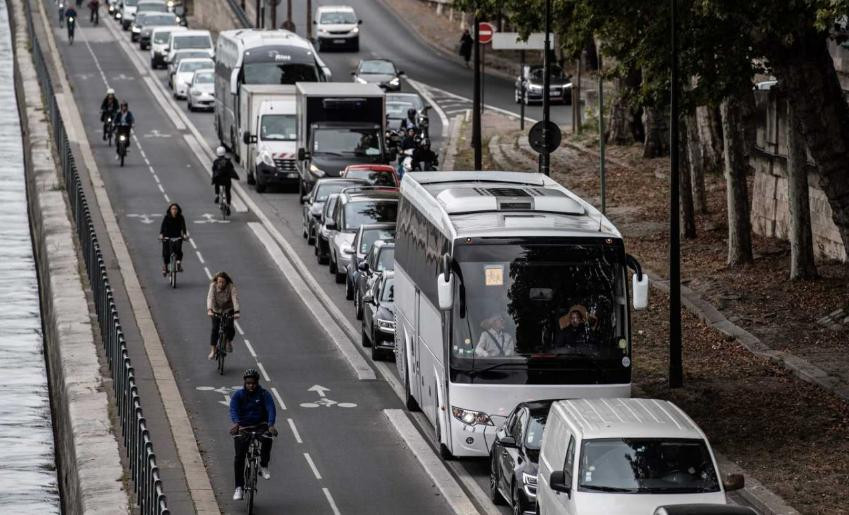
[247,456,259,515]
[217,336,225,375]
[220,201,227,221]
[170,253,177,288]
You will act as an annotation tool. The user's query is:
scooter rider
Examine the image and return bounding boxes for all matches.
[399,107,418,133]
[212,147,239,214]
[100,88,119,140]
[413,138,438,171]
[115,101,134,155]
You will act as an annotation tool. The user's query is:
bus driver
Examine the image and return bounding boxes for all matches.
[475,314,515,357]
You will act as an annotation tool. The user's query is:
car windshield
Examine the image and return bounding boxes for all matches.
[153,30,175,43]
[179,60,213,73]
[343,201,398,231]
[141,14,175,25]
[381,277,395,301]
[376,248,395,271]
[360,229,395,254]
[320,11,357,24]
[193,71,214,84]
[315,182,357,202]
[450,242,628,384]
[260,115,296,141]
[360,60,395,75]
[313,128,382,156]
[524,412,546,450]
[124,0,138,5]
[243,63,319,85]
[530,66,566,81]
[388,94,424,111]
[345,169,396,186]
[578,439,720,494]
[173,35,211,50]
[139,3,168,12]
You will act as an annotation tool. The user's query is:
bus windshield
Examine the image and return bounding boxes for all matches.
[450,241,629,385]
[243,62,319,84]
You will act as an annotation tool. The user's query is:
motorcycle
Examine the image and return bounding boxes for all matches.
[66,15,76,44]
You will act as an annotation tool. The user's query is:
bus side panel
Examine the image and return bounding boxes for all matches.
[418,294,444,432]
[393,265,418,400]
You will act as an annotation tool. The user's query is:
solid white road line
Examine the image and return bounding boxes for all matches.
[247,222,376,380]
[234,321,245,336]
[323,488,342,515]
[383,410,478,515]
[406,77,450,140]
[203,266,212,279]
[304,453,322,480]
[270,386,286,410]
[286,418,302,444]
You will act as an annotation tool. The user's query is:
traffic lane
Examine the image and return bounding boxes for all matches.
[58,19,454,514]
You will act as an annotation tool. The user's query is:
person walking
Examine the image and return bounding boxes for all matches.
[459,29,473,68]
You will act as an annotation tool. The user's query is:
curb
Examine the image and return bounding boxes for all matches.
[9,0,130,512]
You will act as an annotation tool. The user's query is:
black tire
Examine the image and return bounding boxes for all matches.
[187,102,194,112]
[334,269,345,284]
[217,347,225,375]
[436,423,453,460]
[345,277,354,300]
[120,152,125,167]
[403,359,420,412]
[247,171,256,186]
[329,256,337,275]
[361,326,371,348]
[371,336,382,361]
[255,180,266,193]
[170,255,177,289]
[490,453,506,505]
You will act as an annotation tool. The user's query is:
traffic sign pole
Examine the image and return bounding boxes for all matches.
[473,18,482,170]
[541,0,552,176]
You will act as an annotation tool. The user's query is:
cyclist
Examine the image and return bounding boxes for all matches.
[115,101,135,157]
[158,202,187,276]
[212,146,239,215]
[207,271,240,360]
[229,368,277,501]
[100,88,119,141]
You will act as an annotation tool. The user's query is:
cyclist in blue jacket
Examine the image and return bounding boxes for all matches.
[229,368,278,501]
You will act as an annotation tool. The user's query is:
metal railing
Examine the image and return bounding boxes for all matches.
[22,2,169,514]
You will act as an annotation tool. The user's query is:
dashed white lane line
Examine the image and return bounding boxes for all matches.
[203,266,212,279]
[304,453,322,480]
[234,321,245,336]
[195,251,205,264]
[286,418,302,444]
[243,338,257,358]
[323,488,342,515]
[189,238,198,250]
[256,362,271,382]
[270,386,286,410]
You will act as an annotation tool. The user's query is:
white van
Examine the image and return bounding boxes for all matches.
[537,398,744,515]
[166,30,214,64]
[315,5,362,51]
[149,26,186,69]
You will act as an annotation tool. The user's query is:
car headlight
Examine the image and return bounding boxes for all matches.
[389,77,400,86]
[318,28,328,34]
[522,472,537,486]
[260,152,274,167]
[352,26,359,34]
[451,406,493,426]
[175,16,181,23]
[309,164,325,177]
[377,319,395,331]
[116,12,122,18]
[528,84,542,92]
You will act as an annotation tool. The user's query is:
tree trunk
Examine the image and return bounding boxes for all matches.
[607,80,634,145]
[696,105,723,173]
[643,105,669,158]
[769,30,849,258]
[680,120,697,239]
[720,95,754,266]
[686,110,708,213]
[786,101,818,279]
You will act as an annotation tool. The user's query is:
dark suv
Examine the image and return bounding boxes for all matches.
[354,239,394,320]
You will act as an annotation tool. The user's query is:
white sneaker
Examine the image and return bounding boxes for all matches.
[260,467,271,480]
[233,487,243,501]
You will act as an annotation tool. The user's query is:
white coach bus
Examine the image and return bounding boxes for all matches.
[394,172,649,458]
[214,29,331,157]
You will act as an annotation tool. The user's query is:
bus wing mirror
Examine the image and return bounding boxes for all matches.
[437,273,454,311]
[632,273,649,310]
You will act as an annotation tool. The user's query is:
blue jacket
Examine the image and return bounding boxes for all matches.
[229,387,276,427]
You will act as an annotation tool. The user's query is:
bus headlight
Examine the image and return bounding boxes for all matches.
[451,406,493,426]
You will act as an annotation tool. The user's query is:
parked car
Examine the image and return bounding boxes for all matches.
[490,400,554,514]
[302,178,368,245]
[344,223,395,300]
[386,92,428,132]
[341,164,399,187]
[149,26,187,69]
[316,193,343,265]
[361,272,395,359]
[352,59,404,91]
[315,5,361,51]
[654,505,758,515]
[120,0,140,30]
[171,57,214,99]
[165,30,214,66]
[537,398,745,515]
[187,70,215,111]
[328,190,398,284]
[354,239,394,320]
[514,64,572,105]
[133,12,178,49]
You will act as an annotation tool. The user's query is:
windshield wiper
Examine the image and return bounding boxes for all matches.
[466,362,525,376]
[580,485,637,493]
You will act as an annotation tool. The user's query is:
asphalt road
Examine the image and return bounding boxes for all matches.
[48,13,456,515]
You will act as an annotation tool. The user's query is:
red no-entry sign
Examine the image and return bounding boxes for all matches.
[477,22,495,44]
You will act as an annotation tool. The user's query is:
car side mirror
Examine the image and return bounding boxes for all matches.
[298,148,310,161]
[723,473,745,492]
[351,71,356,76]
[499,435,517,448]
[398,70,406,76]
[632,273,649,310]
[358,261,369,272]
[549,470,571,496]
[302,195,310,203]
[342,245,354,255]
[358,19,363,25]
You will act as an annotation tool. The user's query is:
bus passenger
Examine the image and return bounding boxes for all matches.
[554,305,597,351]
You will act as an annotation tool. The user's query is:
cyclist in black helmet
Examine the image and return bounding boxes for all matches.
[229,368,277,501]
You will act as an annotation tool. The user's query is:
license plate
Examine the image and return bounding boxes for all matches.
[334,39,346,44]
[551,90,561,96]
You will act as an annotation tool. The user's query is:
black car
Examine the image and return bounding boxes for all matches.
[354,240,394,320]
[514,64,572,105]
[490,399,554,514]
[352,59,404,91]
[361,272,395,360]
[345,223,395,300]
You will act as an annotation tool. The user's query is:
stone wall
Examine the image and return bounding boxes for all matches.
[750,89,847,262]
[190,0,242,34]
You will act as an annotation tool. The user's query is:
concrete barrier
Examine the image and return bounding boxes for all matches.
[8,0,130,513]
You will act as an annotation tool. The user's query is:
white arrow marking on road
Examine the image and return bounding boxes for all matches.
[126,213,156,224]
[112,73,133,81]
[143,129,172,139]
[193,213,231,224]
[308,384,330,397]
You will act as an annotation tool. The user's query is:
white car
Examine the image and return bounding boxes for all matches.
[165,30,214,64]
[187,70,215,111]
[172,58,214,99]
[149,26,186,69]
[315,5,361,52]
[119,0,139,30]
[537,398,745,515]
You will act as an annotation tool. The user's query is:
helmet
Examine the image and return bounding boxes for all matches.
[106,88,115,96]
[216,146,226,157]
[407,108,417,118]
[243,368,260,381]
[120,101,128,107]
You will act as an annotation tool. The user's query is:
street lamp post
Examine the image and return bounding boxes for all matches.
[540,0,552,176]
[598,49,605,214]
[473,16,482,170]
[669,0,683,388]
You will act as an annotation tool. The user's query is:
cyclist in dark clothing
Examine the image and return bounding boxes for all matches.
[159,203,187,276]
[212,146,239,214]
[229,368,277,501]
[100,88,119,141]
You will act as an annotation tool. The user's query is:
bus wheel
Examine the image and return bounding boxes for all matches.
[436,424,453,460]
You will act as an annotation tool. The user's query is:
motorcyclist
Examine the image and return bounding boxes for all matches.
[229,368,277,501]
[399,107,418,133]
[100,88,119,141]
[114,101,134,155]
[64,4,78,40]
[397,127,418,178]
[413,138,438,171]
[212,146,239,214]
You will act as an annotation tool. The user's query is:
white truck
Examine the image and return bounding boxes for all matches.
[239,85,298,192]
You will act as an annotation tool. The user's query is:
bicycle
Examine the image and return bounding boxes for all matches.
[235,427,272,515]
[212,312,234,375]
[219,191,231,221]
[103,115,114,146]
[161,236,183,288]
[116,127,129,166]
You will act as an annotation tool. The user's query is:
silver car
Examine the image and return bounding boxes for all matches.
[171,57,213,99]
[329,190,398,284]
[187,70,215,111]
[302,178,367,245]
